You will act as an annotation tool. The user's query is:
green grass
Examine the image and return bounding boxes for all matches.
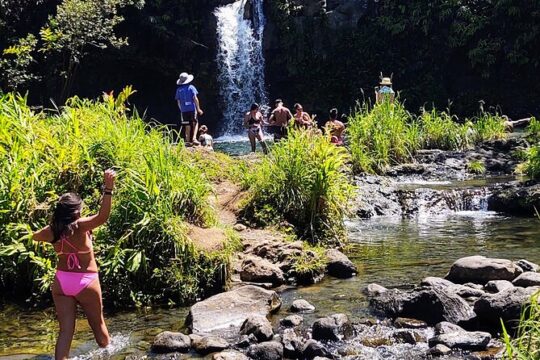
[467,159,486,174]
[347,101,508,174]
[0,89,235,308]
[502,291,540,359]
[241,128,354,246]
[518,117,540,180]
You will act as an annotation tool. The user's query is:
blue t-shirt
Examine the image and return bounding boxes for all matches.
[175,84,198,113]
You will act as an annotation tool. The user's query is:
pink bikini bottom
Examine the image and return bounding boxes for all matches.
[56,270,99,297]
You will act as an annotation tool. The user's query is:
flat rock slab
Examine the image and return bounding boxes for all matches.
[429,331,491,351]
[446,256,522,284]
[187,285,281,340]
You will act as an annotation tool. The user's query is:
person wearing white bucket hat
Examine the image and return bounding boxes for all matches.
[175,72,204,144]
[375,73,395,104]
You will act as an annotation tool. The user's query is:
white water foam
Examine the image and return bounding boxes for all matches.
[71,333,130,360]
[215,0,268,136]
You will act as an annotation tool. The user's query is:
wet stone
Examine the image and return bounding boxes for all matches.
[302,339,333,359]
[393,317,428,329]
[392,329,423,345]
[151,331,191,354]
[512,272,540,287]
[312,314,354,342]
[516,259,540,273]
[212,350,249,360]
[429,330,491,351]
[290,299,315,313]
[364,283,387,297]
[428,344,452,356]
[192,336,229,355]
[446,256,522,284]
[484,280,514,293]
[247,341,283,360]
[280,314,303,327]
[239,315,273,342]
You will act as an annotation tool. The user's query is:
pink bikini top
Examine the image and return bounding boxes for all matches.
[56,232,93,270]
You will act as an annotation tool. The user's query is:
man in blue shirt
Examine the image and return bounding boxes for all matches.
[175,72,204,144]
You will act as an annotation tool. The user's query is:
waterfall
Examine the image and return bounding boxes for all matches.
[215,0,268,136]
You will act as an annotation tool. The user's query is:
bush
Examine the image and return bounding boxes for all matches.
[0,89,235,308]
[347,101,420,174]
[419,108,472,150]
[241,129,354,245]
[470,112,507,143]
[467,159,486,174]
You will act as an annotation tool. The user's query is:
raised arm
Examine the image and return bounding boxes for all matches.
[32,225,53,243]
[78,169,116,231]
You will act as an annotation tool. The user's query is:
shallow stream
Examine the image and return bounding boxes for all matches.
[2,141,539,359]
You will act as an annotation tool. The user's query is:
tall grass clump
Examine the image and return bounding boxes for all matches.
[502,291,540,359]
[519,117,540,180]
[241,129,354,245]
[470,112,507,143]
[0,89,234,308]
[418,108,472,150]
[347,101,420,173]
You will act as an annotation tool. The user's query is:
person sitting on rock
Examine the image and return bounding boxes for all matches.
[198,125,214,150]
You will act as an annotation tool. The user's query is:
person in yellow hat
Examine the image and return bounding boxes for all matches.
[375,76,395,104]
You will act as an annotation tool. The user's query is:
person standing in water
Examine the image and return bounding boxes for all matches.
[175,72,204,145]
[32,169,116,360]
[268,99,293,141]
[325,108,346,145]
[244,103,268,154]
[293,103,314,129]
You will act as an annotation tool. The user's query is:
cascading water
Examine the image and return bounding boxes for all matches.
[215,0,268,137]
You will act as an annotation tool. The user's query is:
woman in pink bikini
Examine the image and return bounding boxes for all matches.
[32,169,116,360]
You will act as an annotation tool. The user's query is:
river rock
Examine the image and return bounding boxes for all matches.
[186,285,281,339]
[370,286,476,325]
[233,224,247,232]
[192,336,229,355]
[240,256,286,286]
[512,272,540,287]
[429,330,491,351]
[240,315,274,342]
[302,339,333,359]
[213,350,249,360]
[325,249,357,278]
[474,286,539,327]
[151,331,191,353]
[428,344,452,356]
[488,182,540,217]
[445,256,522,284]
[421,277,454,288]
[364,283,387,297]
[281,328,303,358]
[516,259,540,273]
[393,317,428,329]
[435,321,466,335]
[392,329,423,344]
[290,299,316,313]
[312,314,354,341]
[247,341,283,360]
[484,280,514,293]
[280,315,303,327]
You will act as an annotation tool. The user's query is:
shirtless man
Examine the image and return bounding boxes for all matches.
[268,99,293,141]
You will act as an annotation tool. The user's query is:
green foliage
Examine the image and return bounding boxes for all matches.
[290,245,327,284]
[348,100,508,174]
[0,34,39,90]
[502,291,540,359]
[347,101,420,173]
[527,117,540,142]
[241,129,354,245]
[467,160,486,175]
[0,88,233,308]
[523,146,540,181]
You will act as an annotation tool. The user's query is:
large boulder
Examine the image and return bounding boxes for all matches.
[151,331,191,353]
[370,286,476,325]
[247,341,284,360]
[240,256,286,286]
[446,256,522,284]
[513,272,540,287]
[429,321,491,351]
[474,286,539,328]
[312,314,354,341]
[325,249,357,278]
[488,182,540,217]
[186,285,282,339]
[240,315,274,342]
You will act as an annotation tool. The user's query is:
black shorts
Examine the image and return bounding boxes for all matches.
[268,126,288,140]
[181,111,197,126]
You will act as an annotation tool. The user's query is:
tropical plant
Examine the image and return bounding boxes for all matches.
[0,88,235,308]
[241,128,354,245]
[467,159,486,175]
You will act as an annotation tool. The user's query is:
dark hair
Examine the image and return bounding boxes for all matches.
[329,108,339,120]
[51,193,82,243]
[294,103,302,111]
[250,103,259,111]
[275,99,283,106]
[199,125,208,133]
